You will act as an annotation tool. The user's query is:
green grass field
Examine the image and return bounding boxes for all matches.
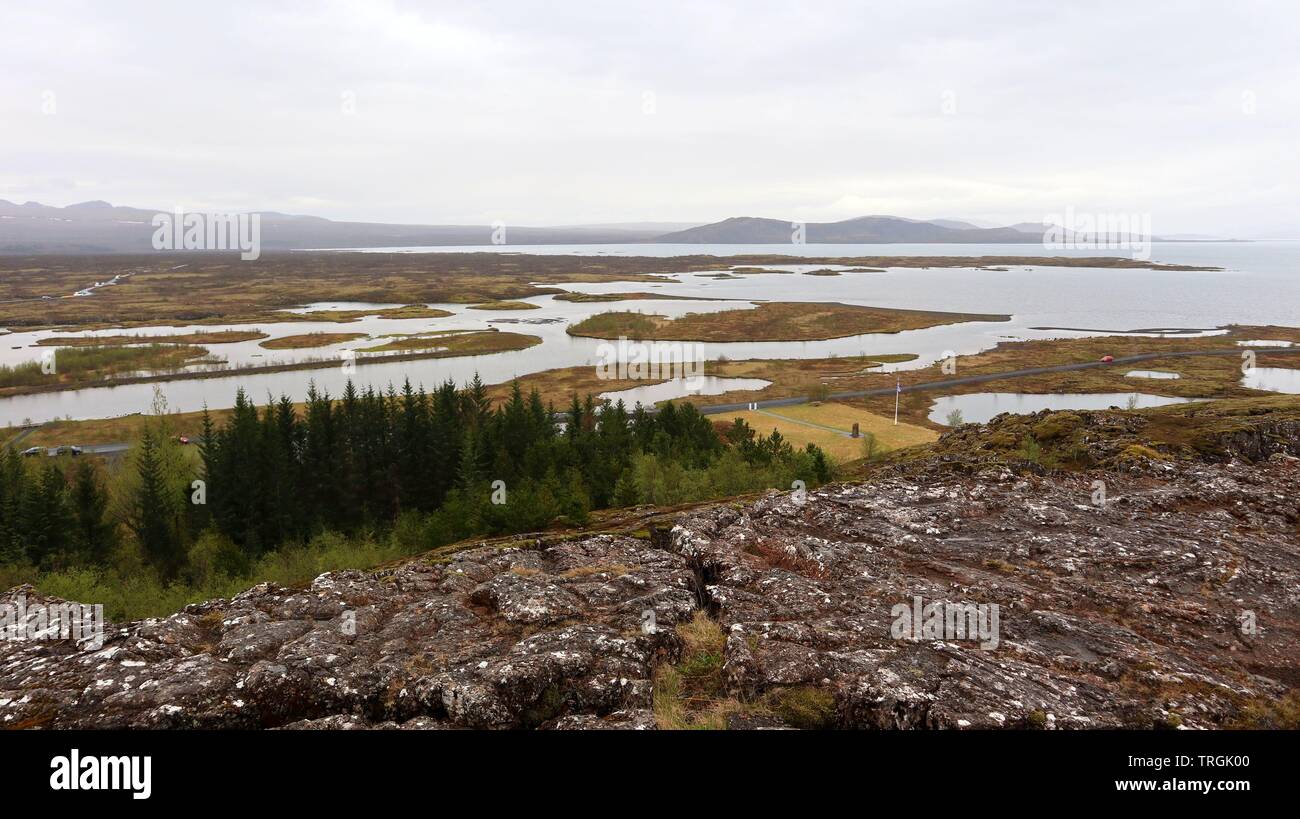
[726,402,937,461]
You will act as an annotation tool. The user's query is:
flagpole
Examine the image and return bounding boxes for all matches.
[894,374,900,425]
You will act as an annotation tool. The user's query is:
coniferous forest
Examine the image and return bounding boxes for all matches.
[0,377,832,619]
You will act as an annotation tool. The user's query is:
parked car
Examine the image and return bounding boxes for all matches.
[53,445,83,456]
[176,435,191,445]
[21,446,43,457]
[1100,355,1115,363]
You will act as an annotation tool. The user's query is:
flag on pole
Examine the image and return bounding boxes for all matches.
[894,375,900,425]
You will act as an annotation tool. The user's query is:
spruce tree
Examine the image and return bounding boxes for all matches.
[129,427,185,579]
[71,459,114,565]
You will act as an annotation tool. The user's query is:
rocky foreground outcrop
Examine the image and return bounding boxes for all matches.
[3,454,1298,729]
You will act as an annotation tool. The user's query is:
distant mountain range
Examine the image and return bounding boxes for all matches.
[652,215,1047,244]
[0,200,684,254]
[0,199,1233,254]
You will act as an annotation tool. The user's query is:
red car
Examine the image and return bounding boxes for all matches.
[1100,355,1114,363]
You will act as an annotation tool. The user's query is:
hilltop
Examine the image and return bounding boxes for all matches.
[3,398,1297,729]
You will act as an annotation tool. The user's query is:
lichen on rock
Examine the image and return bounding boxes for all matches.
[3,414,1299,729]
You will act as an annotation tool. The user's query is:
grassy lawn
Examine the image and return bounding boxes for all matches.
[769,402,939,446]
[567,301,1010,342]
[726,402,936,461]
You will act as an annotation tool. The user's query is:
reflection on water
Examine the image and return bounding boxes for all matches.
[928,392,1201,425]
[1125,370,1181,379]
[1241,367,1300,394]
[598,377,771,407]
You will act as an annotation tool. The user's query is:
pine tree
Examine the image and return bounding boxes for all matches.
[23,463,71,569]
[806,443,832,484]
[456,428,484,494]
[0,448,28,565]
[613,472,640,508]
[566,393,583,440]
[128,427,185,578]
[465,373,491,426]
[70,459,114,565]
[108,379,769,576]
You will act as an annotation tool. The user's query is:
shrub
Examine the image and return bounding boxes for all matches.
[770,686,837,729]
[1019,435,1043,464]
[1032,412,1082,442]
[186,529,249,586]
[861,431,879,462]
[1233,692,1300,729]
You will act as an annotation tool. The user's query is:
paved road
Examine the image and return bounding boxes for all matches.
[82,443,131,455]
[698,346,1300,416]
[7,422,131,456]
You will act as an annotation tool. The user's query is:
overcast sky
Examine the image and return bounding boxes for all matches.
[3,0,1298,235]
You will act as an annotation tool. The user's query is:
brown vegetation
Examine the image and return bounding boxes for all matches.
[356,328,540,354]
[0,344,214,396]
[35,330,265,346]
[466,301,540,310]
[552,291,712,303]
[850,325,1300,429]
[259,332,367,349]
[567,301,1010,342]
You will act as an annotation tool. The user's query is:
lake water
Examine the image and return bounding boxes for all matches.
[1125,370,1181,379]
[599,376,772,407]
[1241,367,1300,394]
[928,392,1202,425]
[3,241,1298,425]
